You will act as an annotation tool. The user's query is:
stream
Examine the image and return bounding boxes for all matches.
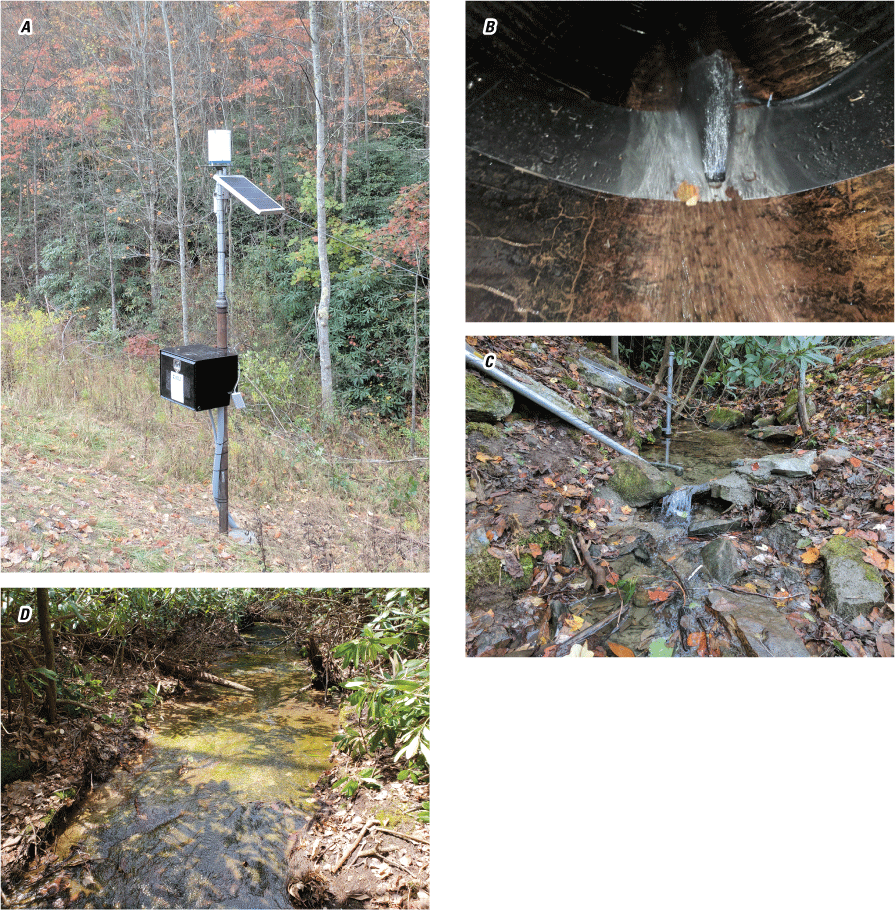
[576,425,800,657]
[640,420,788,485]
[12,624,337,908]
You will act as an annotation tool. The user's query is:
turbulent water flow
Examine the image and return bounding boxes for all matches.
[661,485,695,530]
[13,626,336,909]
[688,51,735,184]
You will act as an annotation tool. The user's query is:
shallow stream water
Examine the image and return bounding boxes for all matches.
[13,624,337,909]
[640,420,788,484]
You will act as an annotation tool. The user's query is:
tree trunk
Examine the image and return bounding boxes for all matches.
[306,635,344,691]
[355,4,370,181]
[310,0,334,415]
[674,337,717,418]
[160,1,190,344]
[340,1,351,207]
[610,337,619,362]
[36,589,56,724]
[641,336,672,406]
[155,658,253,693]
[409,247,420,450]
[672,337,689,396]
[797,362,811,436]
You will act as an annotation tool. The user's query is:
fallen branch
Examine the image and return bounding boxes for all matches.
[156,658,253,693]
[333,818,378,874]
[576,533,608,594]
[377,827,430,846]
[550,604,629,657]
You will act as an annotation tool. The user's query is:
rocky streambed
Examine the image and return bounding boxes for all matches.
[466,357,894,658]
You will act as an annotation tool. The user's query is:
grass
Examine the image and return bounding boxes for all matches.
[2,306,429,571]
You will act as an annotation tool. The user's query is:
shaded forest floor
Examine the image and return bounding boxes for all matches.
[286,749,429,909]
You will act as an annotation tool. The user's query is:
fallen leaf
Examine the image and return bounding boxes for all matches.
[567,643,594,658]
[848,457,862,468]
[863,547,887,571]
[474,452,493,462]
[528,542,543,557]
[801,546,821,565]
[647,588,671,602]
[620,506,633,515]
[675,181,699,205]
[538,502,553,511]
[608,641,635,657]
[564,614,584,633]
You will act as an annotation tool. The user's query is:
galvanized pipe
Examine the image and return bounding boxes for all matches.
[664,348,673,439]
[465,346,648,464]
[214,169,230,533]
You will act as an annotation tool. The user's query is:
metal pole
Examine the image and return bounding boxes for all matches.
[665,348,673,439]
[214,170,229,533]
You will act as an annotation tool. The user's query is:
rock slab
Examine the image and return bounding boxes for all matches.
[707,590,810,657]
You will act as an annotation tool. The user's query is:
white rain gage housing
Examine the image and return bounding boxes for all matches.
[208,129,232,165]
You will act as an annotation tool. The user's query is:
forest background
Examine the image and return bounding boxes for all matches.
[0,1,430,570]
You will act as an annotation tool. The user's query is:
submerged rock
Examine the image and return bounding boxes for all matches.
[746,425,799,443]
[705,407,744,429]
[701,537,746,585]
[820,536,887,622]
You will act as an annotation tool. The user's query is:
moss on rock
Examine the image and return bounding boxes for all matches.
[705,407,744,429]
[466,421,503,438]
[465,371,514,422]
[608,458,673,507]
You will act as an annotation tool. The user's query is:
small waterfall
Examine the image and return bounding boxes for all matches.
[683,50,735,184]
[701,52,734,183]
[661,485,694,529]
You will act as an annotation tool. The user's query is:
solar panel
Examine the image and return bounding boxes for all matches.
[213,174,284,214]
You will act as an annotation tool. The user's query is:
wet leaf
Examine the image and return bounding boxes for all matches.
[675,181,699,204]
[564,614,584,633]
[647,588,671,602]
[648,639,673,657]
[567,643,594,658]
[608,641,635,658]
[503,551,523,578]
